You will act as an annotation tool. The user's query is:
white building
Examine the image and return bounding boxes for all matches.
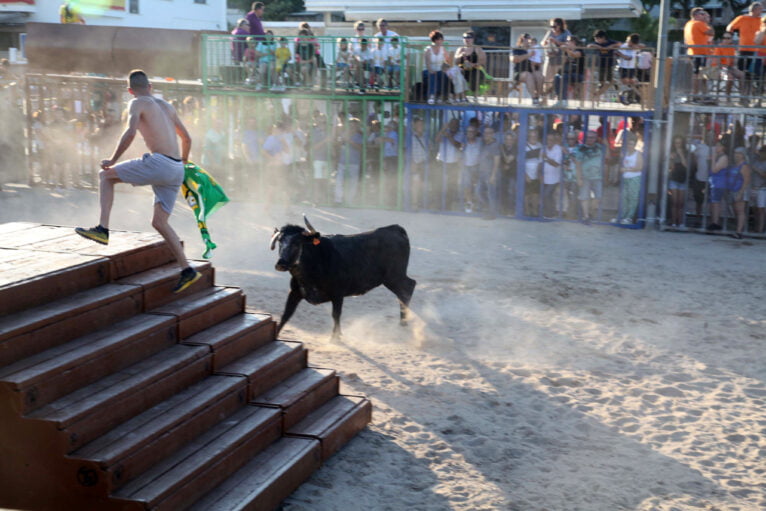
[304,0,643,22]
[0,0,227,57]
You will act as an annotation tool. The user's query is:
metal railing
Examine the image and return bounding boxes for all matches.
[202,34,406,99]
[670,43,766,107]
[402,41,656,109]
[202,35,657,109]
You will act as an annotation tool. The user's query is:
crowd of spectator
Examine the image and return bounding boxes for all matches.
[9,3,766,238]
[683,2,766,106]
[10,71,766,237]
[229,4,403,93]
[220,1,766,110]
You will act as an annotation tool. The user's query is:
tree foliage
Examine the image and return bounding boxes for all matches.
[227,0,305,21]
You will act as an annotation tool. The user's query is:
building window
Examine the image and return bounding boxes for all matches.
[194,0,206,4]
[129,0,139,14]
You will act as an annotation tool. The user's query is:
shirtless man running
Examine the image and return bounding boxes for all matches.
[76,69,200,293]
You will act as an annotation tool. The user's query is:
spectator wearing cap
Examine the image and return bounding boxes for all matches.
[727,1,763,96]
[684,7,715,97]
[454,31,487,99]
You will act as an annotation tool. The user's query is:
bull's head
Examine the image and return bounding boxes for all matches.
[270,216,321,272]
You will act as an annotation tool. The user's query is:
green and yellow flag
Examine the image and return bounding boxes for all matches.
[182,162,229,259]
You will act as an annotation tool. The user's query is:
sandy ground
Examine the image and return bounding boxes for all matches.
[2,183,765,511]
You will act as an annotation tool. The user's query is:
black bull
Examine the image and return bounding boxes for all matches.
[270,217,416,339]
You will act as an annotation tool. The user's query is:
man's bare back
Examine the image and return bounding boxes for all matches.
[132,96,182,159]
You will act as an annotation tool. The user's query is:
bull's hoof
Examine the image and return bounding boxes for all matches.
[400,319,408,326]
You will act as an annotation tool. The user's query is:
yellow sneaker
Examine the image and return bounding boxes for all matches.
[173,268,201,294]
[75,225,109,245]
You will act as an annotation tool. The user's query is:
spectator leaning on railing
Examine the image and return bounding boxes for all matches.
[541,18,571,99]
[587,29,623,103]
[684,7,715,99]
[554,35,584,106]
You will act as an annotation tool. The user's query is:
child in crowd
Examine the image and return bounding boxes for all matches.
[442,62,468,103]
[255,31,276,89]
[356,38,374,91]
[336,38,354,87]
[388,37,402,88]
[244,37,259,86]
[275,37,292,89]
[335,37,354,89]
[372,37,387,88]
[295,28,315,87]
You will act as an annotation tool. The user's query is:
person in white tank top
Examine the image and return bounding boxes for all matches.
[423,30,450,104]
[618,136,644,224]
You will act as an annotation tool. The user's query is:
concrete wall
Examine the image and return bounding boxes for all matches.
[24,22,222,78]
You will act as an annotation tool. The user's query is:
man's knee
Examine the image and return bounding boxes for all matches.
[151,206,172,232]
[99,168,120,182]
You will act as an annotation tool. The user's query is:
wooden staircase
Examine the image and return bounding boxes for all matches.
[0,222,371,511]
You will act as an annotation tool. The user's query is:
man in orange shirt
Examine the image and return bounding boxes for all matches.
[684,7,714,96]
[727,2,763,96]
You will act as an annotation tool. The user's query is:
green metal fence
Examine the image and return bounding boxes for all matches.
[202,34,407,102]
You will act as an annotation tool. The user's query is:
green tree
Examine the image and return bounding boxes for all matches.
[227,0,305,21]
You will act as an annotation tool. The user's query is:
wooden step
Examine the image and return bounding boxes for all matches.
[117,261,214,311]
[21,225,176,280]
[26,344,210,452]
[149,286,245,339]
[110,405,283,511]
[251,368,339,431]
[188,437,321,511]
[0,247,109,317]
[287,395,372,461]
[0,314,176,414]
[0,223,73,249]
[0,223,176,280]
[0,284,143,368]
[182,313,276,371]
[69,374,248,495]
[218,341,307,400]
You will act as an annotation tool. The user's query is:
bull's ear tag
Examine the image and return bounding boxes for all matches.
[313,238,321,246]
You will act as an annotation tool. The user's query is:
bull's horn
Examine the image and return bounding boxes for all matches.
[269,228,281,251]
[303,214,317,234]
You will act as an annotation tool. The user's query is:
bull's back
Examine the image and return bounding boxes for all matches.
[326,225,411,296]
